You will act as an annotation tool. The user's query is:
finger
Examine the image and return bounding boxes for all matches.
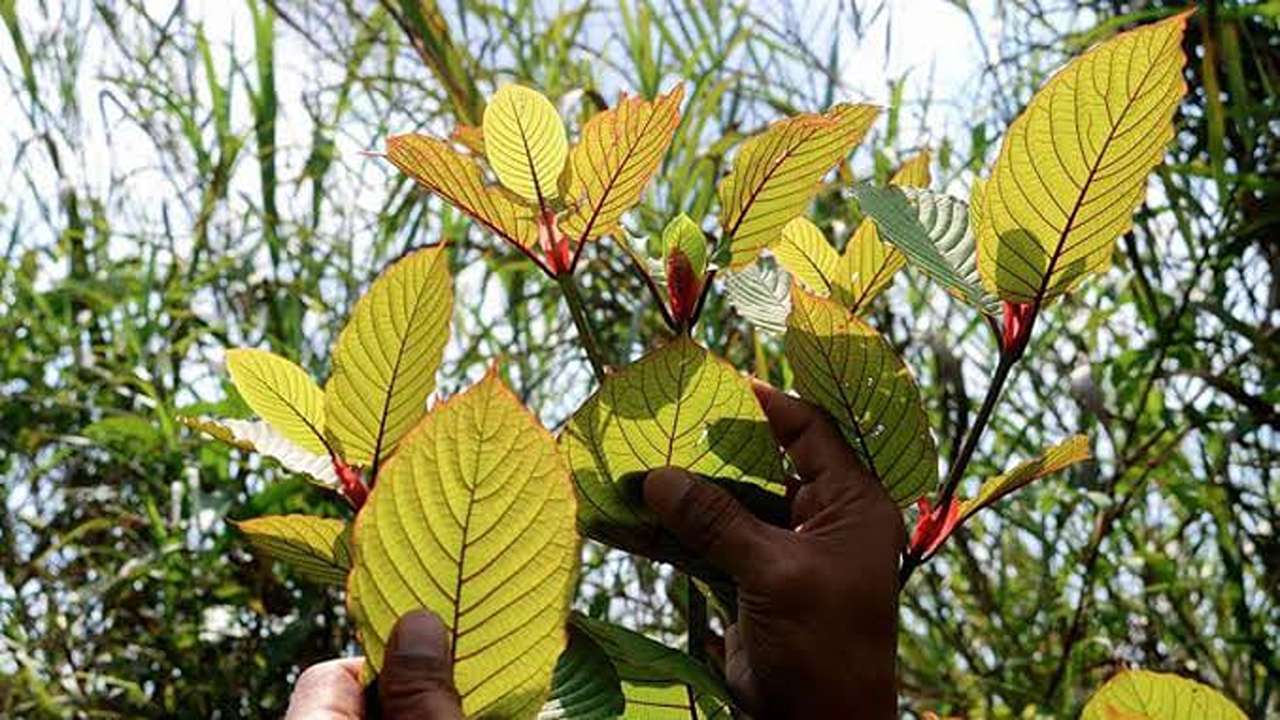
[723,624,763,714]
[379,610,465,720]
[286,658,365,720]
[643,467,780,583]
[751,380,876,492]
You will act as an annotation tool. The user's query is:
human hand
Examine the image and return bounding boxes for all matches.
[285,610,463,719]
[643,381,905,718]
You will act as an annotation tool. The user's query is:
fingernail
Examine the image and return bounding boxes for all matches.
[389,610,449,662]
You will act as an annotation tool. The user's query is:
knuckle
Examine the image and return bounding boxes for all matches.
[677,482,742,554]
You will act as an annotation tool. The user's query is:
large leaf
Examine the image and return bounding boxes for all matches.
[484,84,568,206]
[851,185,999,314]
[234,514,350,586]
[571,614,733,718]
[977,11,1190,305]
[786,289,937,505]
[324,246,453,467]
[179,416,339,487]
[387,134,538,247]
[561,337,784,536]
[559,86,684,243]
[772,216,839,295]
[1081,669,1246,720]
[723,258,791,337]
[348,371,578,717]
[537,624,625,720]
[720,103,879,269]
[959,435,1090,523]
[224,348,327,454]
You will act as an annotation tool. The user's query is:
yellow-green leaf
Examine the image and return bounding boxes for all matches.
[721,104,879,269]
[833,219,904,313]
[387,134,538,248]
[773,217,839,295]
[561,337,784,535]
[833,150,931,312]
[662,213,707,279]
[958,435,1090,523]
[484,84,568,206]
[180,416,339,487]
[786,289,937,505]
[560,86,684,243]
[1082,669,1246,720]
[977,12,1191,304]
[348,372,578,716]
[325,246,452,467]
[234,515,350,586]
[225,348,327,455]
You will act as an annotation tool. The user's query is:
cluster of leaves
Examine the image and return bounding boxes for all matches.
[179,8,1256,717]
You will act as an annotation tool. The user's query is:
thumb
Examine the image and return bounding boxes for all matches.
[643,467,780,583]
[379,610,464,720]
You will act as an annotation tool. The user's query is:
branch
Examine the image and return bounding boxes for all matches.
[556,274,609,381]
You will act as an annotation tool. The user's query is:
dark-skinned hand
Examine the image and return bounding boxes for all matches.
[640,381,904,718]
[286,382,903,719]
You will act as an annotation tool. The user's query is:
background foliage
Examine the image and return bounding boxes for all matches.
[0,0,1275,717]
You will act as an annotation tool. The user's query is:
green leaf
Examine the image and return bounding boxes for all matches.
[233,515,350,586]
[348,371,578,717]
[484,84,568,206]
[537,624,625,720]
[786,289,937,505]
[772,217,839,296]
[324,246,452,467]
[959,435,1090,523]
[179,416,339,488]
[561,337,784,537]
[570,614,733,718]
[224,348,327,454]
[1082,669,1246,719]
[977,12,1191,305]
[720,104,879,269]
[560,86,684,243]
[662,213,708,280]
[386,134,538,248]
[724,258,791,337]
[850,185,998,314]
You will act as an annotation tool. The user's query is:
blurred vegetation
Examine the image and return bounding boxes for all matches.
[0,0,1275,717]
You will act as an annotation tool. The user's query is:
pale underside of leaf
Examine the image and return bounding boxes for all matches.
[571,614,733,719]
[851,185,999,314]
[1081,669,1246,720]
[348,373,578,717]
[234,515,350,586]
[560,86,684,243]
[836,151,933,312]
[959,435,1090,523]
[180,416,339,487]
[721,104,879,269]
[786,289,937,505]
[561,337,784,534]
[484,84,569,206]
[224,348,328,455]
[977,12,1190,305]
[387,134,538,247]
[325,246,453,467]
[723,258,792,337]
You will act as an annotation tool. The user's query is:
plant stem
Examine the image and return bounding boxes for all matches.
[934,351,1018,511]
[556,274,609,381]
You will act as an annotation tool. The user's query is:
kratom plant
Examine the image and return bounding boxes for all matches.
[183,10,1245,717]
